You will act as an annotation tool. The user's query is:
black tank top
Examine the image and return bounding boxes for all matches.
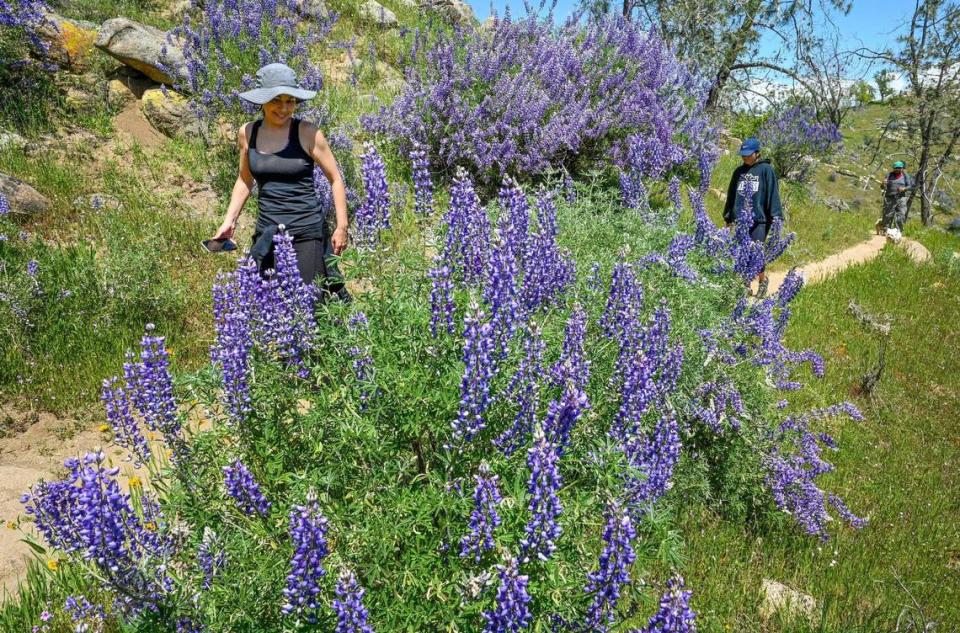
[248,118,325,234]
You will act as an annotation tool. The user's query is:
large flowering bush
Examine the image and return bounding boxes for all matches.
[367,14,717,186]
[14,156,866,630]
[758,105,842,181]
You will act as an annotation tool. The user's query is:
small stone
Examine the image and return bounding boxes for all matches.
[140,88,206,139]
[0,173,52,216]
[760,579,817,624]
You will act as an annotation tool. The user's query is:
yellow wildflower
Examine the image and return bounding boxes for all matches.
[98,423,111,433]
[144,522,157,532]
[46,559,58,571]
[128,476,142,489]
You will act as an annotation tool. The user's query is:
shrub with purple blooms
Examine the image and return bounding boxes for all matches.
[758,106,842,181]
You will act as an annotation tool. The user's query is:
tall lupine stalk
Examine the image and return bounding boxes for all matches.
[688,189,727,258]
[428,257,455,337]
[632,576,697,633]
[549,306,589,389]
[282,492,330,621]
[367,14,715,186]
[453,303,496,443]
[124,325,186,463]
[691,379,744,433]
[355,143,391,249]
[167,0,337,122]
[481,555,532,633]
[410,140,434,216]
[584,502,637,631]
[520,426,563,563]
[766,403,867,539]
[484,230,522,358]
[543,384,589,454]
[520,191,574,311]
[101,378,152,468]
[333,571,375,633]
[443,169,491,287]
[601,261,644,339]
[667,176,682,221]
[197,527,225,590]
[763,218,795,265]
[222,459,271,517]
[211,259,256,424]
[495,325,545,456]
[21,452,173,615]
[638,234,699,283]
[498,177,531,258]
[459,463,504,561]
[623,411,682,512]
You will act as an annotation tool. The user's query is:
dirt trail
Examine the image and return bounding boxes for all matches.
[760,234,932,295]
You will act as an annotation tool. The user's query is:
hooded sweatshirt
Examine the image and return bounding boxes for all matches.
[723,158,783,225]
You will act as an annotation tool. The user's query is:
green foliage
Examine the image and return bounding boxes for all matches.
[728,111,769,142]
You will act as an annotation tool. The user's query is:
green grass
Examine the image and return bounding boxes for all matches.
[682,226,960,631]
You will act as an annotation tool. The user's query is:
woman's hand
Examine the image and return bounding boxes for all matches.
[332,225,348,255]
[213,220,235,241]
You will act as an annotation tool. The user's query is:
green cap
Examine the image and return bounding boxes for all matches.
[892,161,905,168]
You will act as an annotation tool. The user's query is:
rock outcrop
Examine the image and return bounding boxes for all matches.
[0,173,52,216]
[95,18,185,85]
[140,88,206,139]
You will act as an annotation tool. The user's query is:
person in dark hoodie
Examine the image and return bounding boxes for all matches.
[723,137,783,298]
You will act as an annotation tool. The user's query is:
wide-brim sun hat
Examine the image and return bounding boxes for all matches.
[238,63,316,105]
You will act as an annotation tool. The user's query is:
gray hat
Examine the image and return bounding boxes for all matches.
[238,63,317,105]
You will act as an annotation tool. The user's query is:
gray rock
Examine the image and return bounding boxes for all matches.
[947,218,960,232]
[934,189,954,211]
[419,0,475,25]
[140,88,206,139]
[95,18,185,85]
[824,197,851,212]
[73,193,123,212]
[295,0,332,20]
[760,579,816,624]
[35,11,99,67]
[0,173,51,216]
[359,0,399,27]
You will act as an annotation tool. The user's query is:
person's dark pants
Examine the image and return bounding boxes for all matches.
[257,235,350,303]
[750,221,769,275]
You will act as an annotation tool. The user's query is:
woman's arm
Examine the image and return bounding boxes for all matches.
[302,122,349,255]
[213,124,255,240]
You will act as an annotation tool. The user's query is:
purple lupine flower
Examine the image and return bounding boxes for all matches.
[584,501,637,630]
[348,311,369,330]
[197,527,225,590]
[428,258,455,337]
[0,192,9,216]
[176,617,204,633]
[601,261,643,339]
[495,325,545,456]
[349,345,377,409]
[690,380,744,433]
[223,459,271,517]
[766,404,867,539]
[410,140,434,216]
[282,492,330,620]
[639,234,699,282]
[273,231,317,354]
[668,176,682,220]
[22,453,172,613]
[484,230,522,358]
[520,191,574,311]
[587,262,603,293]
[123,325,185,462]
[64,595,107,632]
[333,570,375,633]
[688,189,726,257]
[632,576,697,633]
[520,426,562,563]
[562,169,576,204]
[758,106,841,180]
[623,411,681,511]
[101,378,152,468]
[542,384,589,454]
[26,259,38,277]
[314,162,354,221]
[355,142,391,248]
[211,263,255,424]
[619,171,648,212]
[549,305,590,389]
[498,177,531,259]
[443,168,491,287]
[481,555,532,633]
[453,303,496,443]
[459,462,504,561]
[763,218,795,265]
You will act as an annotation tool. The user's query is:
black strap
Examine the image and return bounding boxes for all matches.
[250,119,262,150]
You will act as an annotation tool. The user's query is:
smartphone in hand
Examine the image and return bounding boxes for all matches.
[202,238,238,253]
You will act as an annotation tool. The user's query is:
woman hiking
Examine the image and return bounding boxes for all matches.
[211,63,351,302]
[723,137,783,299]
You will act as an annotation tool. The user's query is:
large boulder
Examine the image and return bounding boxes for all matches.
[419,0,475,25]
[295,0,333,20]
[95,18,185,85]
[359,0,399,28]
[0,173,51,216]
[760,579,816,624]
[140,88,206,139]
[36,11,99,68]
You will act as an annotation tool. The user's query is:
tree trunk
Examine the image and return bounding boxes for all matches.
[705,0,763,110]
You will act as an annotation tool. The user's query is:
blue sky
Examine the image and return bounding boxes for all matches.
[467,0,912,64]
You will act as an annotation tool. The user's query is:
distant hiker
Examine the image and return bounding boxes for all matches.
[723,137,784,299]
[211,63,351,302]
[879,160,913,235]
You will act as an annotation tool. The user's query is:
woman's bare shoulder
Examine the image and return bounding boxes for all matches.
[237,121,256,147]
[297,120,324,150]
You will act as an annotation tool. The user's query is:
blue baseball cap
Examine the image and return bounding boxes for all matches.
[739,137,761,156]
